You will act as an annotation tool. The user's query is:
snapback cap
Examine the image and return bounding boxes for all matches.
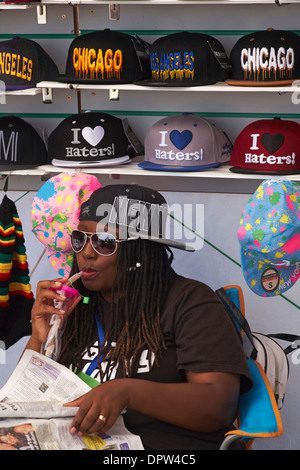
[31,172,101,277]
[0,115,48,169]
[227,28,300,86]
[48,112,141,168]
[59,29,151,84]
[136,31,230,87]
[238,179,300,297]
[0,36,59,90]
[79,183,195,251]
[230,118,300,175]
[138,113,232,171]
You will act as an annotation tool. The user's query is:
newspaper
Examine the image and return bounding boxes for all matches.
[0,350,144,450]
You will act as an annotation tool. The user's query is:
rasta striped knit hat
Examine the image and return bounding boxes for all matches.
[0,195,33,348]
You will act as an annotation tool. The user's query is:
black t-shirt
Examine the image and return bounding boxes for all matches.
[77,276,252,450]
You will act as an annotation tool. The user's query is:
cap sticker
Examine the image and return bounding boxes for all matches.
[261,267,280,292]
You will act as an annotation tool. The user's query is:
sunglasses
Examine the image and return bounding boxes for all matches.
[71,229,137,257]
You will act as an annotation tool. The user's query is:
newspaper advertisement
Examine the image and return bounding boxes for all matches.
[0,350,144,450]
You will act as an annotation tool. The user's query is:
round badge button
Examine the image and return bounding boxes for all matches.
[261,267,280,293]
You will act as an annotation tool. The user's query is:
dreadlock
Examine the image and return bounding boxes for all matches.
[58,238,176,380]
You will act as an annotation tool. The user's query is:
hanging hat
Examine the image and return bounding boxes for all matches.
[238,179,300,297]
[0,195,34,348]
[31,172,101,278]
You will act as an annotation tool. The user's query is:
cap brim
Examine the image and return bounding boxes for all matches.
[135,233,195,252]
[57,76,140,85]
[240,247,300,297]
[230,166,300,175]
[226,78,297,87]
[138,161,221,171]
[51,156,131,168]
[134,79,218,87]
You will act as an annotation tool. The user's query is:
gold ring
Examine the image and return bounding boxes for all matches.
[98,414,107,423]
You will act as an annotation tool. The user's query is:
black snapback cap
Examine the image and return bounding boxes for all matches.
[48,112,140,168]
[227,28,300,86]
[0,36,59,90]
[0,115,48,169]
[136,31,231,87]
[59,29,151,84]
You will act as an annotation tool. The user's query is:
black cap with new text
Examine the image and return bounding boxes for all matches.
[59,29,151,84]
[79,184,195,251]
[136,31,231,87]
[0,36,59,90]
[0,115,48,169]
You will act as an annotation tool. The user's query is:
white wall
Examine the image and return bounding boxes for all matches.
[0,0,300,450]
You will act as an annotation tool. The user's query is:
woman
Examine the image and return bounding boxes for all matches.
[25,184,252,450]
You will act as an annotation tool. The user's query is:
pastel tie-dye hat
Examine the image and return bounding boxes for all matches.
[238,179,300,297]
[31,172,101,277]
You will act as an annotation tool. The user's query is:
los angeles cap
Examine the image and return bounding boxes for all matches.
[0,36,59,90]
[0,115,48,169]
[238,179,300,297]
[136,31,230,87]
[31,172,101,278]
[59,29,151,84]
[138,113,232,171]
[79,184,195,251]
[230,118,300,175]
[48,112,142,168]
[227,28,300,86]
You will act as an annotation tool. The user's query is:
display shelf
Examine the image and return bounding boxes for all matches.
[0,161,299,183]
[39,0,300,5]
[37,81,299,94]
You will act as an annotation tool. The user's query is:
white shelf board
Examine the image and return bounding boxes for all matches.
[0,162,297,183]
[37,80,299,94]
[3,88,41,97]
[40,0,300,5]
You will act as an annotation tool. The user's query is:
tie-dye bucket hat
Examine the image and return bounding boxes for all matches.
[31,172,101,277]
[238,179,300,297]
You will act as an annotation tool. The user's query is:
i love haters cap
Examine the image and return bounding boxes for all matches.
[48,111,142,167]
[230,118,300,175]
[138,113,232,171]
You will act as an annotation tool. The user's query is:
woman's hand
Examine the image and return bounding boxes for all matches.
[30,278,76,345]
[64,379,130,436]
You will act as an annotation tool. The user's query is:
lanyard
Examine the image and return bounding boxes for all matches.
[85,313,105,376]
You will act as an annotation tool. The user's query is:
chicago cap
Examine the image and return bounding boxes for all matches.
[59,29,151,84]
[136,31,230,87]
[230,118,300,174]
[139,113,232,171]
[227,28,300,86]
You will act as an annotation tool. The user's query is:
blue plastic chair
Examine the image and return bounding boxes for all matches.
[218,286,283,450]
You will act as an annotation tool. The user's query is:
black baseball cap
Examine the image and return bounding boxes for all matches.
[0,36,59,90]
[48,112,141,168]
[59,29,151,84]
[79,184,195,251]
[227,28,300,86]
[136,31,231,87]
[0,115,48,169]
